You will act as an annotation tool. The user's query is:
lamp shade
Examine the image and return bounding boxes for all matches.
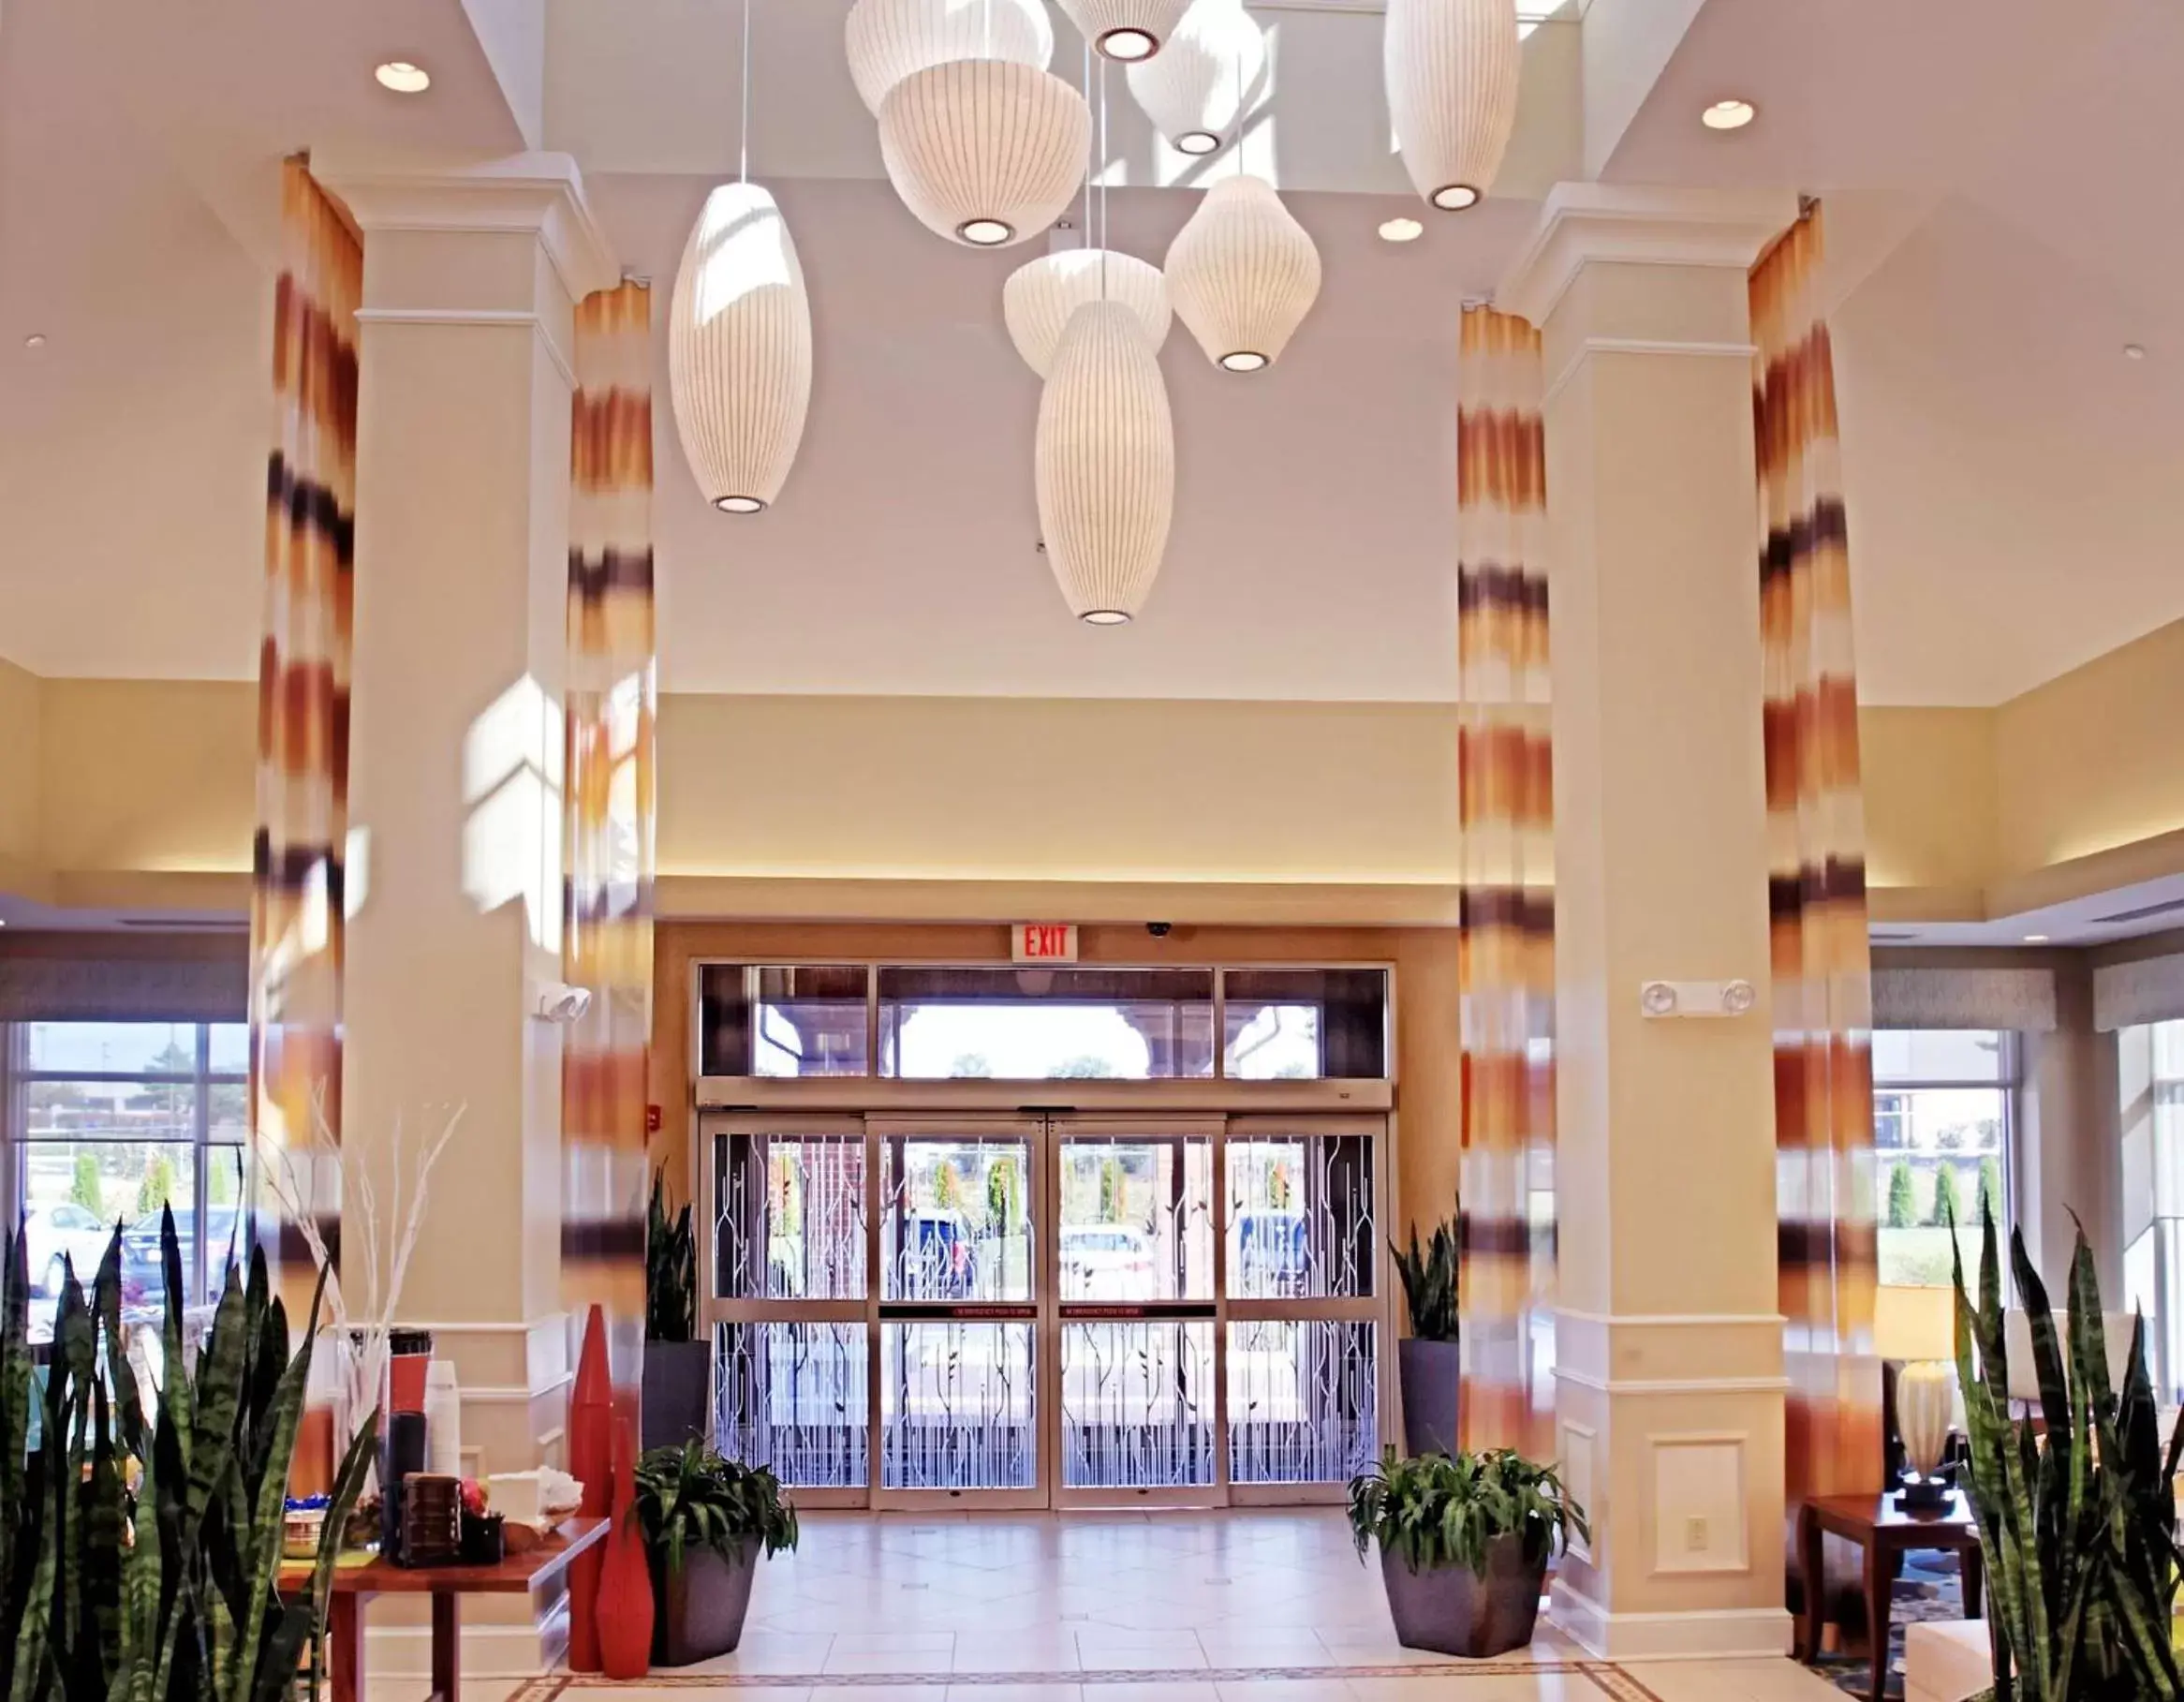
[1126,0,1266,155]
[844,0,1055,115]
[1055,0,1191,60]
[1003,248,1171,377]
[1874,1284,1956,1364]
[1163,173,1321,372]
[2001,1310,2142,1403]
[1383,0,1522,212]
[666,182,813,513]
[1035,300,1174,624]
[878,59,1092,247]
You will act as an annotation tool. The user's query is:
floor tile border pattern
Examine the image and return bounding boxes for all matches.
[524,1659,1656,1695]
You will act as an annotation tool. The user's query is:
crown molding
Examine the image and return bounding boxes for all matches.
[1494,183,1801,328]
[314,152,620,307]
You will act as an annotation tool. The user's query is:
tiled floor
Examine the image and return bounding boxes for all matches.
[529,1512,1841,1702]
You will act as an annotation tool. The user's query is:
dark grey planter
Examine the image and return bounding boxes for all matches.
[653,1541,760,1666]
[1398,1337,1462,1458]
[642,1339,714,1454]
[1378,1533,1546,1659]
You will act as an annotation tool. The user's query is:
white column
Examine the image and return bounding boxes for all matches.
[1498,185,1800,1659]
[318,154,618,1476]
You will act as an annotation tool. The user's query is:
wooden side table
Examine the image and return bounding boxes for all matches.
[280,1517,607,1702]
[1797,1492,1985,1702]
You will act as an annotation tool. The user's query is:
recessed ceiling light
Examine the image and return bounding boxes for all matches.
[1701,98,1756,131]
[2023,934,2050,943]
[1379,216,1424,244]
[2124,343,2147,361]
[375,61,431,94]
[22,333,45,349]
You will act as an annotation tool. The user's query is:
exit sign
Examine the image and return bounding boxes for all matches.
[1012,923,1078,964]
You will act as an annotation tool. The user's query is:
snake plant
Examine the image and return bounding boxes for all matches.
[646,1169,697,1344]
[1950,1202,2183,1702]
[1391,1206,1459,1344]
[0,1208,376,1702]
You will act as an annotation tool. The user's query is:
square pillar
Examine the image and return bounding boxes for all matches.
[1498,185,1801,1659]
[317,154,618,1473]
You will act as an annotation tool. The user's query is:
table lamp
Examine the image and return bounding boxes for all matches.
[1875,1284,1958,1509]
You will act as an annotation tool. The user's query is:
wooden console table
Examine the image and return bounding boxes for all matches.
[1797,1491,1985,1702]
[281,1517,607,1702]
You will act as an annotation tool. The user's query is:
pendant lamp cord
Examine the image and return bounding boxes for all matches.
[1098,59,1110,299]
[738,0,752,185]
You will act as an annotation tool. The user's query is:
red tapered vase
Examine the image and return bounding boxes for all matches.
[597,1415,655,1680]
[566,1304,613,1673]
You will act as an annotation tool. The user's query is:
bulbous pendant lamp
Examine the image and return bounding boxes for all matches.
[1003,248,1170,377]
[667,182,814,513]
[1383,0,1522,212]
[1036,300,1174,625]
[1163,173,1321,373]
[1126,0,1266,155]
[878,59,1092,247]
[1056,0,1191,62]
[844,0,1055,115]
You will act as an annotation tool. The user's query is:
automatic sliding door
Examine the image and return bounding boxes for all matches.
[1223,1116,1383,1501]
[1049,1119,1221,1505]
[704,1116,871,1504]
[875,1120,1043,1506]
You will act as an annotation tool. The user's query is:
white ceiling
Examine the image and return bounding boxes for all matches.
[0,0,2180,706]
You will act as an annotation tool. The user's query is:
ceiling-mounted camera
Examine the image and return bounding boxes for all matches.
[1146,922,1173,938]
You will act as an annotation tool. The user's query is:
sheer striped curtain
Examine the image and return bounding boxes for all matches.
[562,280,658,1404]
[251,156,360,1314]
[1751,205,1882,1533]
[1455,304,1557,1456]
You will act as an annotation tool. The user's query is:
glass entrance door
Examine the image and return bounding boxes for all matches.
[702,1110,1384,1508]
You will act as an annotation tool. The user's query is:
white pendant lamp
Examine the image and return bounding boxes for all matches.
[668,181,814,512]
[1036,300,1174,624]
[1126,0,1266,155]
[844,0,1055,115]
[1056,0,1191,62]
[1004,249,1170,377]
[1383,0,1522,212]
[1163,173,1321,372]
[879,59,1092,246]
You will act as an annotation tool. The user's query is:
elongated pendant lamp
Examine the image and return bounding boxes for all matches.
[667,182,814,512]
[1036,300,1174,624]
[1126,0,1266,155]
[1163,173,1321,373]
[1004,249,1170,377]
[1383,0,1521,211]
[844,0,1055,115]
[879,59,1092,247]
[1056,0,1191,62]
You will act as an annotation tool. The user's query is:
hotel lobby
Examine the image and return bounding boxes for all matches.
[2,2,2183,1701]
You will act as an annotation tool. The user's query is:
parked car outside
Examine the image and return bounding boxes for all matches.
[21,1203,115,1297]
[1060,1225,1156,1299]
[1233,1210,1310,1296]
[899,1209,979,1299]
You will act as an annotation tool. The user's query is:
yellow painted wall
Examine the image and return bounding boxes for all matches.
[36,678,258,876]
[1858,705,1998,893]
[1995,616,2184,873]
[0,657,41,876]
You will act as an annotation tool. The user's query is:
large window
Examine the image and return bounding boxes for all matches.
[2124,1019,2184,1399]
[7,1021,249,1310]
[1873,1029,2015,1287]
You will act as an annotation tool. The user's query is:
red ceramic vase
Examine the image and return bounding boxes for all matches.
[566,1304,613,1673]
[596,1414,655,1680]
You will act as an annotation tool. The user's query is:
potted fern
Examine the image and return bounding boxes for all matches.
[1348,1446,1585,1658]
[1392,1206,1460,1456]
[1948,1204,2183,1700]
[642,1168,711,1453]
[634,1440,799,1665]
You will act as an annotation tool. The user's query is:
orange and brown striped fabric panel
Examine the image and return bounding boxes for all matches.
[563,280,657,1400]
[1751,205,1882,1511]
[251,157,361,1318]
[1454,304,1557,1458]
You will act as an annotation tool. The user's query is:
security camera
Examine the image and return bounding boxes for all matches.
[530,981,593,1025]
[1146,922,1173,939]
